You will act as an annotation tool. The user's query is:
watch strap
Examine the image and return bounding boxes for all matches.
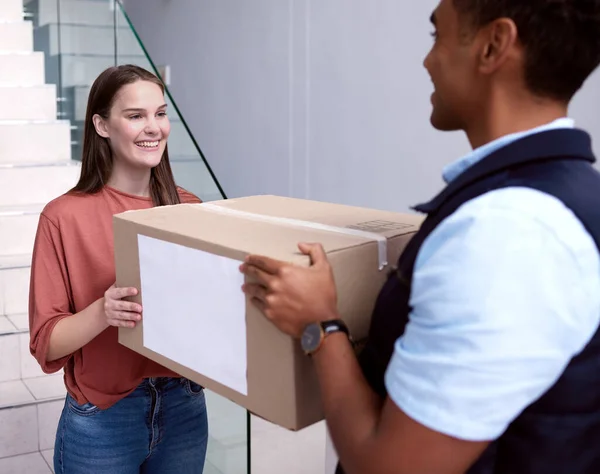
[321,319,350,337]
[304,319,352,356]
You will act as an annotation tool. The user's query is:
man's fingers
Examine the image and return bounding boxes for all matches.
[249,297,278,323]
[242,283,269,302]
[298,242,327,266]
[244,255,284,275]
[240,263,276,287]
[249,296,268,314]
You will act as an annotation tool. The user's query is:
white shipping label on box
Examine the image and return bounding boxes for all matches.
[137,234,248,395]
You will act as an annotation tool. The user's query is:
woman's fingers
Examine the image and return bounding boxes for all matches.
[113,311,141,321]
[115,300,142,313]
[107,318,137,328]
[106,286,138,300]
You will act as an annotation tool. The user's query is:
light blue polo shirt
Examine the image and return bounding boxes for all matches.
[385,118,600,441]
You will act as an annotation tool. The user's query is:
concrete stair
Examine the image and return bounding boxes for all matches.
[0,0,76,472]
[0,51,45,85]
[0,20,33,52]
[34,23,140,56]
[0,120,72,164]
[0,85,57,121]
[27,0,115,28]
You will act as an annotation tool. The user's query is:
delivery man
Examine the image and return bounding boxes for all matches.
[240,1,600,473]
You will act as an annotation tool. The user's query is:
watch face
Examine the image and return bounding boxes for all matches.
[301,323,322,353]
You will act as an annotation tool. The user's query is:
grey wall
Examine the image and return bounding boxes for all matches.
[123,0,600,212]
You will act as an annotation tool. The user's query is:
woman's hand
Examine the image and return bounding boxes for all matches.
[103,283,142,328]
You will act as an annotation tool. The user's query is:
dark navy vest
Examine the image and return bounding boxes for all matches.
[340,129,600,474]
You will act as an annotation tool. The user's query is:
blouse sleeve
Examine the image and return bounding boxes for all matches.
[28,213,74,373]
[177,186,203,204]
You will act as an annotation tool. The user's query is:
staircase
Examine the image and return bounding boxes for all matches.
[0,1,78,472]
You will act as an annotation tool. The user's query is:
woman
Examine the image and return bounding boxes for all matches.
[29,65,208,474]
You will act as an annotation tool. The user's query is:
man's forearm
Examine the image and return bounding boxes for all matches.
[312,333,384,474]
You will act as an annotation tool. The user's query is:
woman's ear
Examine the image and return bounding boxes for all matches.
[92,114,110,138]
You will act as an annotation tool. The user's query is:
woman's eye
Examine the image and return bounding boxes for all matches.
[157,112,167,117]
[130,114,141,120]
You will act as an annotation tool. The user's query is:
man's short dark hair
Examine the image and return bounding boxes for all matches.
[453,0,600,101]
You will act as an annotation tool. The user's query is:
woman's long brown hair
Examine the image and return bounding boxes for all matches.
[71,64,181,206]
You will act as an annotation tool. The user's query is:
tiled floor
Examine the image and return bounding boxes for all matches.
[0,373,65,409]
[0,315,17,334]
[0,451,53,474]
[41,450,54,471]
[7,313,28,331]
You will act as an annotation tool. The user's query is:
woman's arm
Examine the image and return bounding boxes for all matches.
[30,213,141,369]
[46,298,107,361]
[47,285,142,362]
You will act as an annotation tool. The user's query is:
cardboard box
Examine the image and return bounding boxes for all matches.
[114,195,422,430]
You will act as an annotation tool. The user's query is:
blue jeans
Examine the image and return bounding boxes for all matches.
[54,377,208,474]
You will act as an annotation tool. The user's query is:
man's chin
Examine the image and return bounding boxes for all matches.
[430,112,461,132]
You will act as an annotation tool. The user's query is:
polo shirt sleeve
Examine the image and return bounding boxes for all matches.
[384,187,600,441]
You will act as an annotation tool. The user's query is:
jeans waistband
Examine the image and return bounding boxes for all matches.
[140,377,185,391]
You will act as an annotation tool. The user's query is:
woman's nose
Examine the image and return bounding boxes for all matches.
[144,119,159,135]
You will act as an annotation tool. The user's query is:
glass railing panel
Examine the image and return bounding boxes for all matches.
[114,1,224,202]
[113,4,248,470]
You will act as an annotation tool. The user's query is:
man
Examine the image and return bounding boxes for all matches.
[240,1,600,473]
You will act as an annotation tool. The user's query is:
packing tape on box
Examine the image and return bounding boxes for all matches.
[198,203,388,270]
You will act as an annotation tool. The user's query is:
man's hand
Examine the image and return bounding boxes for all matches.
[239,242,339,337]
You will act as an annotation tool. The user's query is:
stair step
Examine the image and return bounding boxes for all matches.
[31,0,115,27]
[0,84,57,121]
[0,256,30,316]
[0,253,31,270]
[0,374,65,410]
[0,330,45,384]
[47,53,149,88]
[0,314,28,336]
[0,160,80,206]
[0,21,33,53]
[0,120,71,163]
[0,315,19,335]
[0,52,45,86]
[35,23,139,56]
[0,314,28,335]
[0,204,43,256]
[0,203,45,216]
[0,379,35,408]
[0,451,54,474]
[0,0,22,23]
[0,399,63,458]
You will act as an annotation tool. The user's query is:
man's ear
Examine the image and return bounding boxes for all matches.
[92,114,110,139]
[478,18,519,74]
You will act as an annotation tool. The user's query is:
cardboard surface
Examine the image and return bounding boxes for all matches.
[114,195,422,430]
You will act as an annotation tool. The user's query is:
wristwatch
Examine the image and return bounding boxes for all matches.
[300,319,351,356]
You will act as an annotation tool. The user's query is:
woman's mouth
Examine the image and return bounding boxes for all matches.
[135,140,160,151]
